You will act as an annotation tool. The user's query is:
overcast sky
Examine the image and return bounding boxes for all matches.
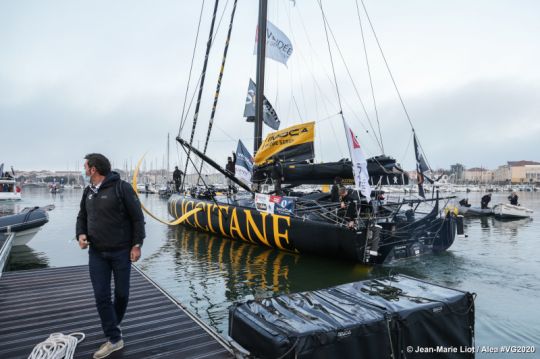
[1,0,539,173]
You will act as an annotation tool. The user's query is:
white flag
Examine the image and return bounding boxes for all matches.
[343,119,371,199]
[254,21,293,65]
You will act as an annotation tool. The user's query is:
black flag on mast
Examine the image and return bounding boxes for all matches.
[413,132,429,198]
[244,79,280,130]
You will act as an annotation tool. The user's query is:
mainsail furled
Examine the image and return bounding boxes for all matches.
[254,122,315,165]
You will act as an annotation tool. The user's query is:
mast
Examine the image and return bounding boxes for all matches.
[182,0,220,190]
[254,0,268,153]
[167,133,170,179]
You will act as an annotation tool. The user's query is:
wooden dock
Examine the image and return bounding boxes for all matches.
[0,233,14,277]
[0,265,233,359]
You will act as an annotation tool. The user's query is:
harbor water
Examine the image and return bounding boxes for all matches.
[2,188,539,357]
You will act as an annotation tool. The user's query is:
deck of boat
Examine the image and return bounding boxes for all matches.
[0,265,233,359]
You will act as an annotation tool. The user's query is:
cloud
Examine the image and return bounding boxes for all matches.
[378,78,540,170]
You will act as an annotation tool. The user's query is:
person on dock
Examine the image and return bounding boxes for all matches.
[172,166,183,192]
[225,152,237,196]
[508,192,519,206]
[339,186,358,229]
[331,177,342,202]
[76,153,146,359]
[271,156,284,195]
[480,193,492,209]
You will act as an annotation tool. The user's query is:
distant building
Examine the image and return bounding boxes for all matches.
[507,160,540,184]
[463,167,493,183]
[493,165,511,184]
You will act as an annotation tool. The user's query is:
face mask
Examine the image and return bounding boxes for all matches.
[82,169,91,185]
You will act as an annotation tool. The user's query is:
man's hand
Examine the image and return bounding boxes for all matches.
[78,234,89,249]
[130,246,141,262]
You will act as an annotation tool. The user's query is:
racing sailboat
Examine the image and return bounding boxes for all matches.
[167,0,460,264]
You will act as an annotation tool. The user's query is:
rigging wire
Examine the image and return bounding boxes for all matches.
[359,0,433,170]
[179,0,231,134]
[316,0,344,117]
[355,0,384,153]
[292,5,375,157]
[182,0,221,189]
[178,0,206,138]
[317,1,384,153]
[197,0,239,183]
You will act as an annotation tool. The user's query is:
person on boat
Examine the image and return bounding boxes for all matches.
[172,166,183,192]
[271,156,284,195]
[508,192,519,206]
[225,152,237,195]
[76,153,146,359]
[330,177,342,202]
[338,186,358,229]
[459,198,471,207]
[480,193,492,209]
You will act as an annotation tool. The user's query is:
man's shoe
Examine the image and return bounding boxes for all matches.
[93,339,124,359]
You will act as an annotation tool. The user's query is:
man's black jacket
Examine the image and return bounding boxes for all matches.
[76,172,145,251]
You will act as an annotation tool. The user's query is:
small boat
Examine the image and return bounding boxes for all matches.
[0,178,22,201]
[458,206,493,216]
[49,183,64,194]
[493,203,533,219]
[0,205,53,246]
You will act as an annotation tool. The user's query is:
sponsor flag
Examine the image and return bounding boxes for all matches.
[254,21,293,65]
[342,119,371,199]
[254,122,315,165]
[235,140,253,185]
[244,79,280,130]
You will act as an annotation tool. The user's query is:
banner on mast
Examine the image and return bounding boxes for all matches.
[254,21,293,66]
[254,122,315,166]
[413,132,429,198]
[235,140,254,185]
[244,79,280,130]
[342,119,371,199]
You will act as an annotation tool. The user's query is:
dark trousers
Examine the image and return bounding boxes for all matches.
[89,247,131,343]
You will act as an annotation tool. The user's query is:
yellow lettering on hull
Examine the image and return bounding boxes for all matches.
[272,214,291,250]
[194,202,208,231]
[206,203,217,233]
[244,210,270,246]
[217,205,230,237]
[229,209,248,242]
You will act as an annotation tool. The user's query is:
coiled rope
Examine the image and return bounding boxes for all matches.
[28,332,85,359]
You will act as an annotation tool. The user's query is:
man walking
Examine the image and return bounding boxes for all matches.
[76,153,145,359]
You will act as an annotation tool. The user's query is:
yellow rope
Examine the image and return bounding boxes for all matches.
[132,155,201,225]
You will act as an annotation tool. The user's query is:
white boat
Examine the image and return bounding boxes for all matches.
[0,178,22,201]
[0,205,52,246]
[492,203,533,219]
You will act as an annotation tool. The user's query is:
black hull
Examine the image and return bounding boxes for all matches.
[168,195,457,265]
[0,207,49,234]
[168,195,369,262]
[376,213,457,263]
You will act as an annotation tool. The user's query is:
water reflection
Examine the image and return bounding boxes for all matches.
[140,226,372,333]
[6,245,49,271]
[480,216,491,229]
